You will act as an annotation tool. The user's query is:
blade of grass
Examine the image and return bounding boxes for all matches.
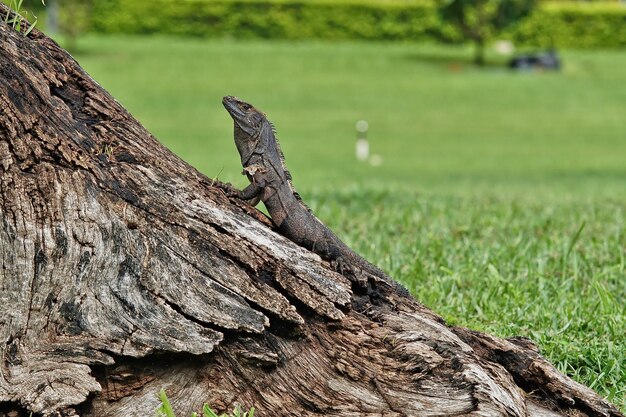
[157,389,176,417]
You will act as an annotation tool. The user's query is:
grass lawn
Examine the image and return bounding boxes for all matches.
[73,36,625,409]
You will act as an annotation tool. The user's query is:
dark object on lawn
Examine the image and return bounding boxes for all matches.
[0,4,623,416]
[509,50,561,71]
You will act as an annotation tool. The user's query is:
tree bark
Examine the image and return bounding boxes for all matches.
[0,6,623,417]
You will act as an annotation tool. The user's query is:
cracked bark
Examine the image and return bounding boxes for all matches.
[0,6,623,417]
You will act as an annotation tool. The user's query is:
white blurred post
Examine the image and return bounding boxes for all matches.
[355,120,369,161]
[46,0,59,35]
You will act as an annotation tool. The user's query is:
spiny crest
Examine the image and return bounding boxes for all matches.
[292,189,311,211]
[269,123,288,171]
[269,120,311,212]
[285,171,311,211]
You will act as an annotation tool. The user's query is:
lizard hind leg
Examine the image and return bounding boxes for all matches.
[330,256,350,275]
[330,257,349,275]
[330,256,370,289]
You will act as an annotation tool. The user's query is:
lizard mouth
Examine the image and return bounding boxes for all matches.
[222,96,248,121]
[223,96,257,136]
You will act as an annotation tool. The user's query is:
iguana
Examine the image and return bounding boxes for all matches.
[221,96,408,297]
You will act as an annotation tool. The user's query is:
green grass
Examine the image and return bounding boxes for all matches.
[311,190,625,406]
[156,389,255,417]
[72,36,625,410]
[71,36,626,196]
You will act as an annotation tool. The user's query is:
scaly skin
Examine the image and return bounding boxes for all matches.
[222,96,408,297]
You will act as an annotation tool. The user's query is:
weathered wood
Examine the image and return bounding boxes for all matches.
[0,5,623,417]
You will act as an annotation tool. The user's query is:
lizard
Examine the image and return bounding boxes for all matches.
[220,95,409,298]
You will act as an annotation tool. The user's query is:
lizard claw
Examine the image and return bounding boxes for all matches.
[217,182,240,198]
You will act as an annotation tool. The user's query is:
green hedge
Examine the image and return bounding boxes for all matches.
[508,2,626,48]
[90,0,626,48]
[91,0,453,42]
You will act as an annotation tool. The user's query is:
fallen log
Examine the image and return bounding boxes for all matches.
[0,5,622,417]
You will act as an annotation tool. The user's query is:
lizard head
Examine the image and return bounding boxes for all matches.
[222,96,272,165]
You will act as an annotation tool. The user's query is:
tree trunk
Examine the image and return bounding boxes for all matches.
[0,6,623,417]
[474,38,486,66]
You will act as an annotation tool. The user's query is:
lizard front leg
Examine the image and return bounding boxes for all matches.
[222,183,263,206]
[234,164,268,206]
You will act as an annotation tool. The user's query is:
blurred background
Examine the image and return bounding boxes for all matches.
[11,0,626,196]
[4,0,625,407]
